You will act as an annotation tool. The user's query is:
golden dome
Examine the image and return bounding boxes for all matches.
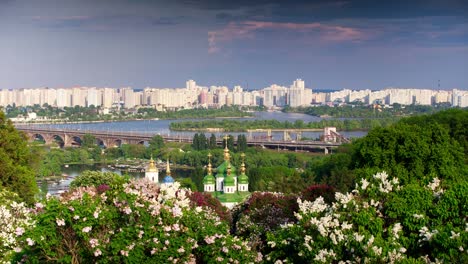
[148,156,158,172]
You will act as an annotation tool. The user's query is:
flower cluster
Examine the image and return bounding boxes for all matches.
[265,172,468,263]
[12,178,257,263]
[0,189,34,263]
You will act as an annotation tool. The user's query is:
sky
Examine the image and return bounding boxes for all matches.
[0,0,467,90]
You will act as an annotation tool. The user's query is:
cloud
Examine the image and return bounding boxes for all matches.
[207,20,367,53]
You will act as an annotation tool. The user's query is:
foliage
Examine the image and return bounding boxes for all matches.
[147,135,165,157]
[69,171,125,189]
[284,104,450,118]
[189,192,232,222]
[236,134,248,152]
[14,180,259,263]
[0,189,35,263]
[300,184,336,204]
[399,108,468,158]
[352,122,466,185]
[0,110,38,204]
[232,192,298,252]
[265,172,468,263]
[249,166,313,194]
[170,117,399,132]
[81,134,97,148]
[192,133,208,151]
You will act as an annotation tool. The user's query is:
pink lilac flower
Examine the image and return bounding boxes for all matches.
[82,226,92,233]
[15,227,25,236]
[94,249,102,257]
[120,250,129,256]
[178,247,185,253]
[89,238,99,248]
[205,236,215,244]
[172,206,182,217]
[26,238,35,246]
[35,203,44,209]
[123,206,132,215]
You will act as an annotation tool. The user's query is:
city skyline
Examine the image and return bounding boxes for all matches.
[1,0,467,90]
[2,79,468,110]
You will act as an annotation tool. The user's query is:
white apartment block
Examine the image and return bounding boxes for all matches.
[0,80,465,110]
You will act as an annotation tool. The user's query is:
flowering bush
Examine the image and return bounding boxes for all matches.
[0,189,34,264]
[189,191,232,222]
[14,179,258,263]
[265,172,468,263]
[232,192,298,252]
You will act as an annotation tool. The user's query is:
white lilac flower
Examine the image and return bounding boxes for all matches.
[56,218,65,226]
[314,249,336,263]
[392,223,402,238]
[361,178,370,190]
[413,214,424,219]
[450,231,460,239]
[94,249,102,257]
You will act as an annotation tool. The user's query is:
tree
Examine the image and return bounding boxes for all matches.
[198,133,208,150]
[147,135,165,158]
[0,110,37,204]
[237,134,247,152]
[209,133,217,149]
[82,134,96,148]
[192,133,200,150]
[70,170,124,189]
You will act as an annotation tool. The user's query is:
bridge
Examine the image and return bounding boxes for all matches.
[15,126,347,154]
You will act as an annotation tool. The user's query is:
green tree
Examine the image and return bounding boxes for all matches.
[237,134,247,152]
[81,133,96,148]
[209,133,217,149]
[192,133,200,150]
[0,110,37,204]
[198,133,208,150]
[70,170,124,189]
[147,135,165,158]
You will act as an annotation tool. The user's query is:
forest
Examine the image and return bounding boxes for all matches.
[0,108,467,263]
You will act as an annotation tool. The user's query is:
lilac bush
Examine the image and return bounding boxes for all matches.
[265,172,468,263]
[14,179,258,263]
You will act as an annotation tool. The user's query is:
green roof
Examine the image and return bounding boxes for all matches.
[224,175,235,186]
[211,191,251,203]
[216,160,237,177]
[238,173,249,184]
[203,174,215,184]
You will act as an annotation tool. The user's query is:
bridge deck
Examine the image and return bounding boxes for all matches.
[16,126,343,151]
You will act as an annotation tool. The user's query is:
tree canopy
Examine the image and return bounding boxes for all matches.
[0,110,37,204]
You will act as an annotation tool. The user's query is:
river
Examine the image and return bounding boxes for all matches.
[35,111,367,141]
[36,111,367,195]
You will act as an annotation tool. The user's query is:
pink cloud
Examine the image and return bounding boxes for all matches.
[208,21,367,53]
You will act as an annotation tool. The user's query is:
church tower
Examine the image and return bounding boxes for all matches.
[162,159,175,186]
[203,153,215,192]
[238,153,249,192]
[145,155,159,183]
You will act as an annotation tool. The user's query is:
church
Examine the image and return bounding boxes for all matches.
[203,142,250,209]
[145,156,174,187]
